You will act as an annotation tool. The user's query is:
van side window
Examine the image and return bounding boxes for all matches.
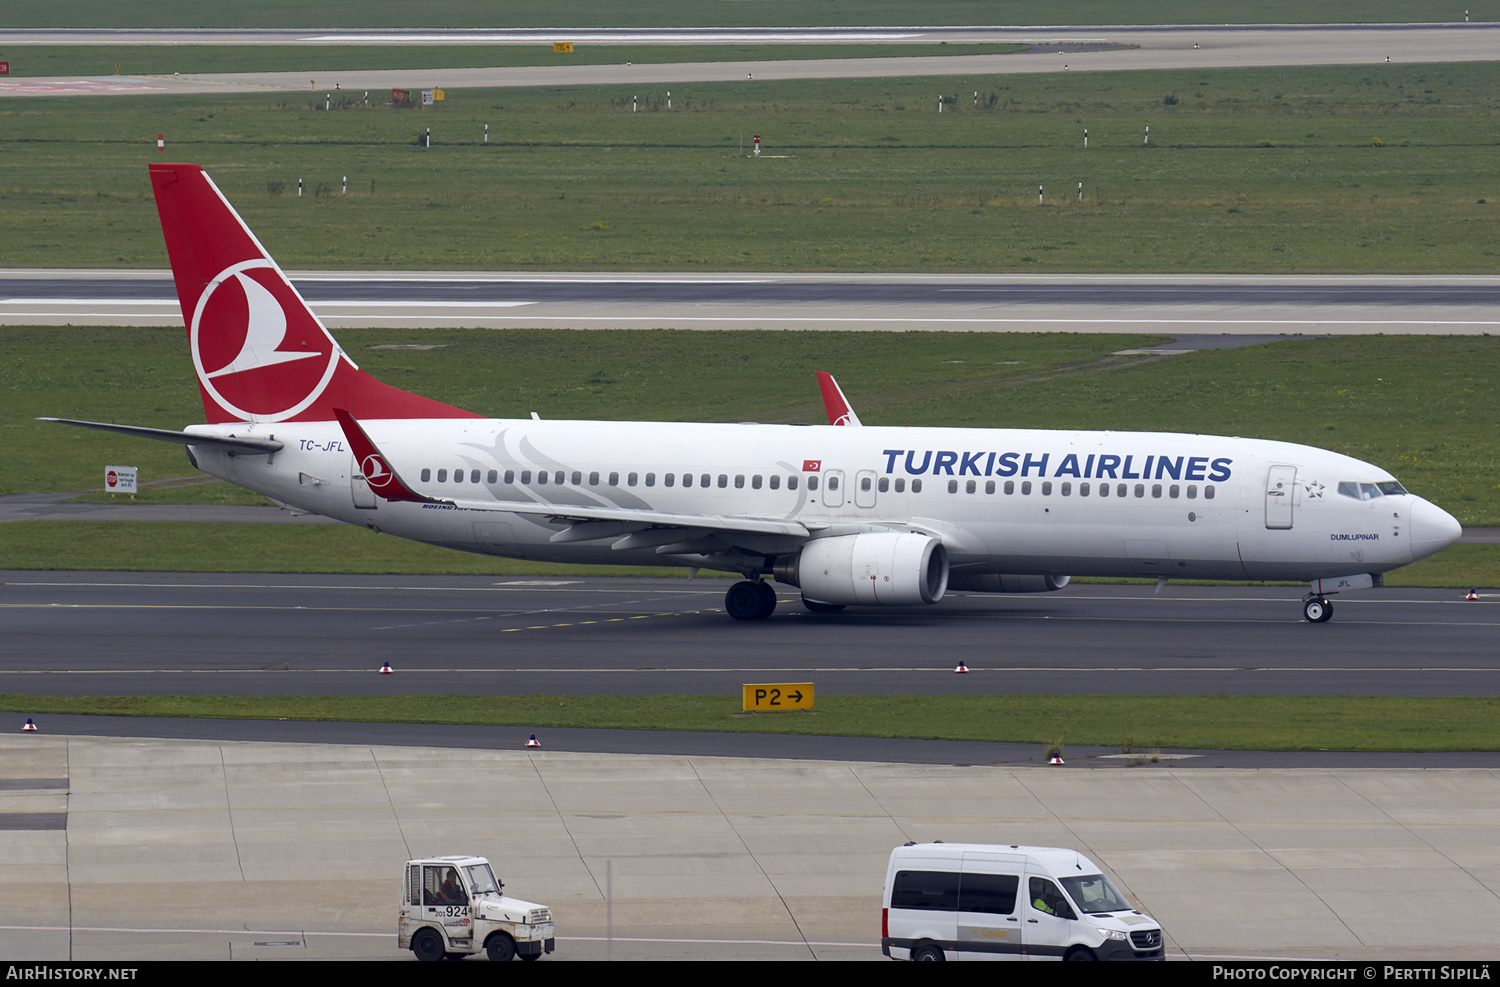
[1028,877,1076,920]
[891,870,959,911]
[959,873,1019,915]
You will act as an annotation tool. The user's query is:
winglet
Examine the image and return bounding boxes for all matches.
[332,408,441,504]
[816,372,862,426]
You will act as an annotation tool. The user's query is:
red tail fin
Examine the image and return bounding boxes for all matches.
[816,371,862,426]
[148,163,479,424]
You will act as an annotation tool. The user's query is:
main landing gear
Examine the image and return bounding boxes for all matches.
[725,579,777,621]
[1302,595,1334,623]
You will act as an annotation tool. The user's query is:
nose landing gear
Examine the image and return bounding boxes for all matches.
[1302,595,1334,623]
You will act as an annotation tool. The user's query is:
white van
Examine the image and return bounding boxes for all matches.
[881,842,1165,961]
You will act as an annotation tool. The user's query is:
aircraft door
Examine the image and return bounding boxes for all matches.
[823,470,845,508]
[854,470,878,509]
[1265,465,1297,530]
[351,455,376,509]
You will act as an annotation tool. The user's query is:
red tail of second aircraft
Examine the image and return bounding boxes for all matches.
[148,163,479,425]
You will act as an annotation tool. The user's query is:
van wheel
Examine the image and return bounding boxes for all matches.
[486,933,516,962]
[911,943,944,962]
[411,929,445,962]
[519,952,542,962]
[1065,947,1097,961]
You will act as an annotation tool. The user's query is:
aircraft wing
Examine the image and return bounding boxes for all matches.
[332,408,812,542]
[40,418,285,454]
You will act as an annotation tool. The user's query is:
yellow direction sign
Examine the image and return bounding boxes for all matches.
[742,683,814,712]
[554,42,574,53]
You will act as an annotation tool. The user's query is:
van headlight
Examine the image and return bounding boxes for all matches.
[1099,929,1127,941]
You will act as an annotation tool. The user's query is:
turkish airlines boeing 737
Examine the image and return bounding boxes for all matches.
[47,164,1462,622]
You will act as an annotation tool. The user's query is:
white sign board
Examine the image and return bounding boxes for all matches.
[105,465,138,494]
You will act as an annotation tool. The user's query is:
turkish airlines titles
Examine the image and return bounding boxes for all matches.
[879,449,1235,482]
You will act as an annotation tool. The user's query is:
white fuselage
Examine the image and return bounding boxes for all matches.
[185,418,1460,586]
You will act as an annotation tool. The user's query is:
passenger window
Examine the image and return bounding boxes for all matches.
[1021,481,1032,495]
[861,477,872,492]
[521,470,532,484]
[589,471,599,485]
[1134,483,1145,498]
[701,474,710,488]
[1205,485,1216,500]
[1152,483,1162,499]
[609,472,619,486]
[1169,484,1179,498]
[664,473,675,487]
[421,469,431,482]
[960,873,1019,916]
[627,472,638,486]
[788,476,799,491]
[504,470,515,484]
[948,480,959,494]
[891,870,959,911]
[471,470,480,483]
[1060,482,1070,496]
[752,475,763,489]
[437,469,448,482]
[454,470,463,484]
[1041,481,1052,496]
[1080,482,1089,496]
[1099,482,1109,497]
[718,474,728,488]
[770,475,781,490]
[1004,480,1015,495]
[985,480,995,494]
[555,471,565,485]
[894,478,905,493]
[1117,483,1127,498]
[683,473,693,487]
[735,475,745,489]
[912,479,923,493]
[571,471,582,485]
[808,476,819,491]
[537,471,548,485]
[1186,485,1197,499]
[488,470,498,484]
[645,473,656,487]
[878,477,889,493]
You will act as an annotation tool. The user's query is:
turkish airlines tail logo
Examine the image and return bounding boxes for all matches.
[149,163,482,425]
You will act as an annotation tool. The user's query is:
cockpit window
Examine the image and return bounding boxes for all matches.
[1339,481,1398,501]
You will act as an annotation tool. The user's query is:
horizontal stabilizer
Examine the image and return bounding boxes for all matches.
[39,418,284,454]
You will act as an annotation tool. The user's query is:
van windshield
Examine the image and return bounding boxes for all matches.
[1060,874,1131,914]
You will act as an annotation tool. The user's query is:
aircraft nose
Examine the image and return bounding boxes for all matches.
[1409,498,1462,561]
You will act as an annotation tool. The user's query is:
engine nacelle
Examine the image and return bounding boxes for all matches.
[946,573,1071,593]
[775,532,949,607]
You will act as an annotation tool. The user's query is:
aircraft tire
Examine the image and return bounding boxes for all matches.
[754,579,778,619]
[1303,598,1333,623]
[726,580,772,621]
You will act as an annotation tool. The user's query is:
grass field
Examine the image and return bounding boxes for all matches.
[5,0,1496,29]
[3,63,1500,272]
[2,693,1495,752]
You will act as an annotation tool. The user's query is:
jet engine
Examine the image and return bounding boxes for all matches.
[774,531,949,607]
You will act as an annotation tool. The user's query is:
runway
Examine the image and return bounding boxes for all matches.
[4,24,1500,97]
[6,270,1500,332]
[4,573,1495,704]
